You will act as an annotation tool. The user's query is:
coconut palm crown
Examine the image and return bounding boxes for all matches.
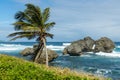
[8,4,55,66]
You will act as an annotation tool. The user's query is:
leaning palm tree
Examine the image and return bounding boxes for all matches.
[8,4,55,66]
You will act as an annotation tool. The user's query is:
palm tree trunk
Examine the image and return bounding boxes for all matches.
[34,42,44,63]
[43,38,48,66]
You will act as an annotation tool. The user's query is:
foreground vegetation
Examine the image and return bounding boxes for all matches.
[0,54,108,80]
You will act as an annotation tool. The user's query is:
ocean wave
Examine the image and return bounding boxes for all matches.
[47,45,65,51]
[46,43,70,51]
[81,54,92,57]
[63,43,71,46]
[0,43,67,51]
[0,43,32,51]
[85,67,112,76]
[95,51,120,58]
[116,45,120,48]
[95,69,112,75]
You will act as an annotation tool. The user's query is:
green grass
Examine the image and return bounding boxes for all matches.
[0,54,109,80]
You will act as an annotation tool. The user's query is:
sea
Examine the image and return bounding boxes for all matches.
[0,42,120,80]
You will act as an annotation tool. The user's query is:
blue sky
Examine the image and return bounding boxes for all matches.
[0,0,120,42]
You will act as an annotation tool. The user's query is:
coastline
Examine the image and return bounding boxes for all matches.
[0,42,120,79]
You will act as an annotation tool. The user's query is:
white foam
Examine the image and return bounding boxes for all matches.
[46,43,71,51]
[47,45,65,51]
[0,43,67,52]
[0,44,32,51]
[116,45,120,48]
[95,69,111,75]
[95,51,120,58]
[86,52,94,54]
[63,43,71,46]
[81,54,92,57]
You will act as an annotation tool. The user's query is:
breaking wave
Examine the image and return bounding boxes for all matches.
[0,43,71,52]
[0,44,32,51]
[95,51,120,58]
[47,43,70,51]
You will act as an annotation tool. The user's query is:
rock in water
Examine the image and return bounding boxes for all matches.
[20,48,34,56]
[63,36,94,56]
[36,48,58,64]
[20,47,58,64]
[63,37,115,56]
[94,37,115,53]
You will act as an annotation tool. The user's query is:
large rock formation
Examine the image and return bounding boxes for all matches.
[20,46,58,64]
[63,37,115,56]
[94,37,115,53]
[63,37,95,56]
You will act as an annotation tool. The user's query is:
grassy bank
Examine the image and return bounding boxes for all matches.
[0,54,108,80]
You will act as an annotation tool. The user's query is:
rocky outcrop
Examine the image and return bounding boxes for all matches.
[94,37,115,53]
[36,49,58,64]
[20,46,58,63]
[63,37,115,56]
[63,37,95,56]
[20,48,34,56]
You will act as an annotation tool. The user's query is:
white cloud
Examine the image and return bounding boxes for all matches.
[47,0,120,41]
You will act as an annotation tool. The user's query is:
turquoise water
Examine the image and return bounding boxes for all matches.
[0,42,120,80]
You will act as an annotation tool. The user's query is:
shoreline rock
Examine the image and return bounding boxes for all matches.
[63,37,115,56]
[20,46,58,64]
[94,37,115,53]
[20,48,34,56]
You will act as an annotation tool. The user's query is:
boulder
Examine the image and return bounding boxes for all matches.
[94,37,115,53]
[63,37,115,56]
[63,36,94,56]
[20,46,58,64]
[36,48,58,64]
[20,48,34,56]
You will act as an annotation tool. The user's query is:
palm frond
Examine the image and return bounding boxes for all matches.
[13,22,33,28]
[25,4,41,17]
[15,11,24,20]
[9,33,37,41]
[43,8,50,23]
[22,27,40,32]
[25,4,42,25]
[45,22,55,31]
[8,31,38,38]
[44,33,54,39]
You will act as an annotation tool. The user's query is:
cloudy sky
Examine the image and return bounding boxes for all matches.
[0,0,120,42]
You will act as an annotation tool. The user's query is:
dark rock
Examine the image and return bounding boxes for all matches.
[20,46,58,64]
[63,36,115,56]
[63,48,68,55]
[36,49,58,64]
[33,44,39,51]
[20,48,34,56]
[83,37,95,52]
[94,37,115,53]
[63,36,94,56]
